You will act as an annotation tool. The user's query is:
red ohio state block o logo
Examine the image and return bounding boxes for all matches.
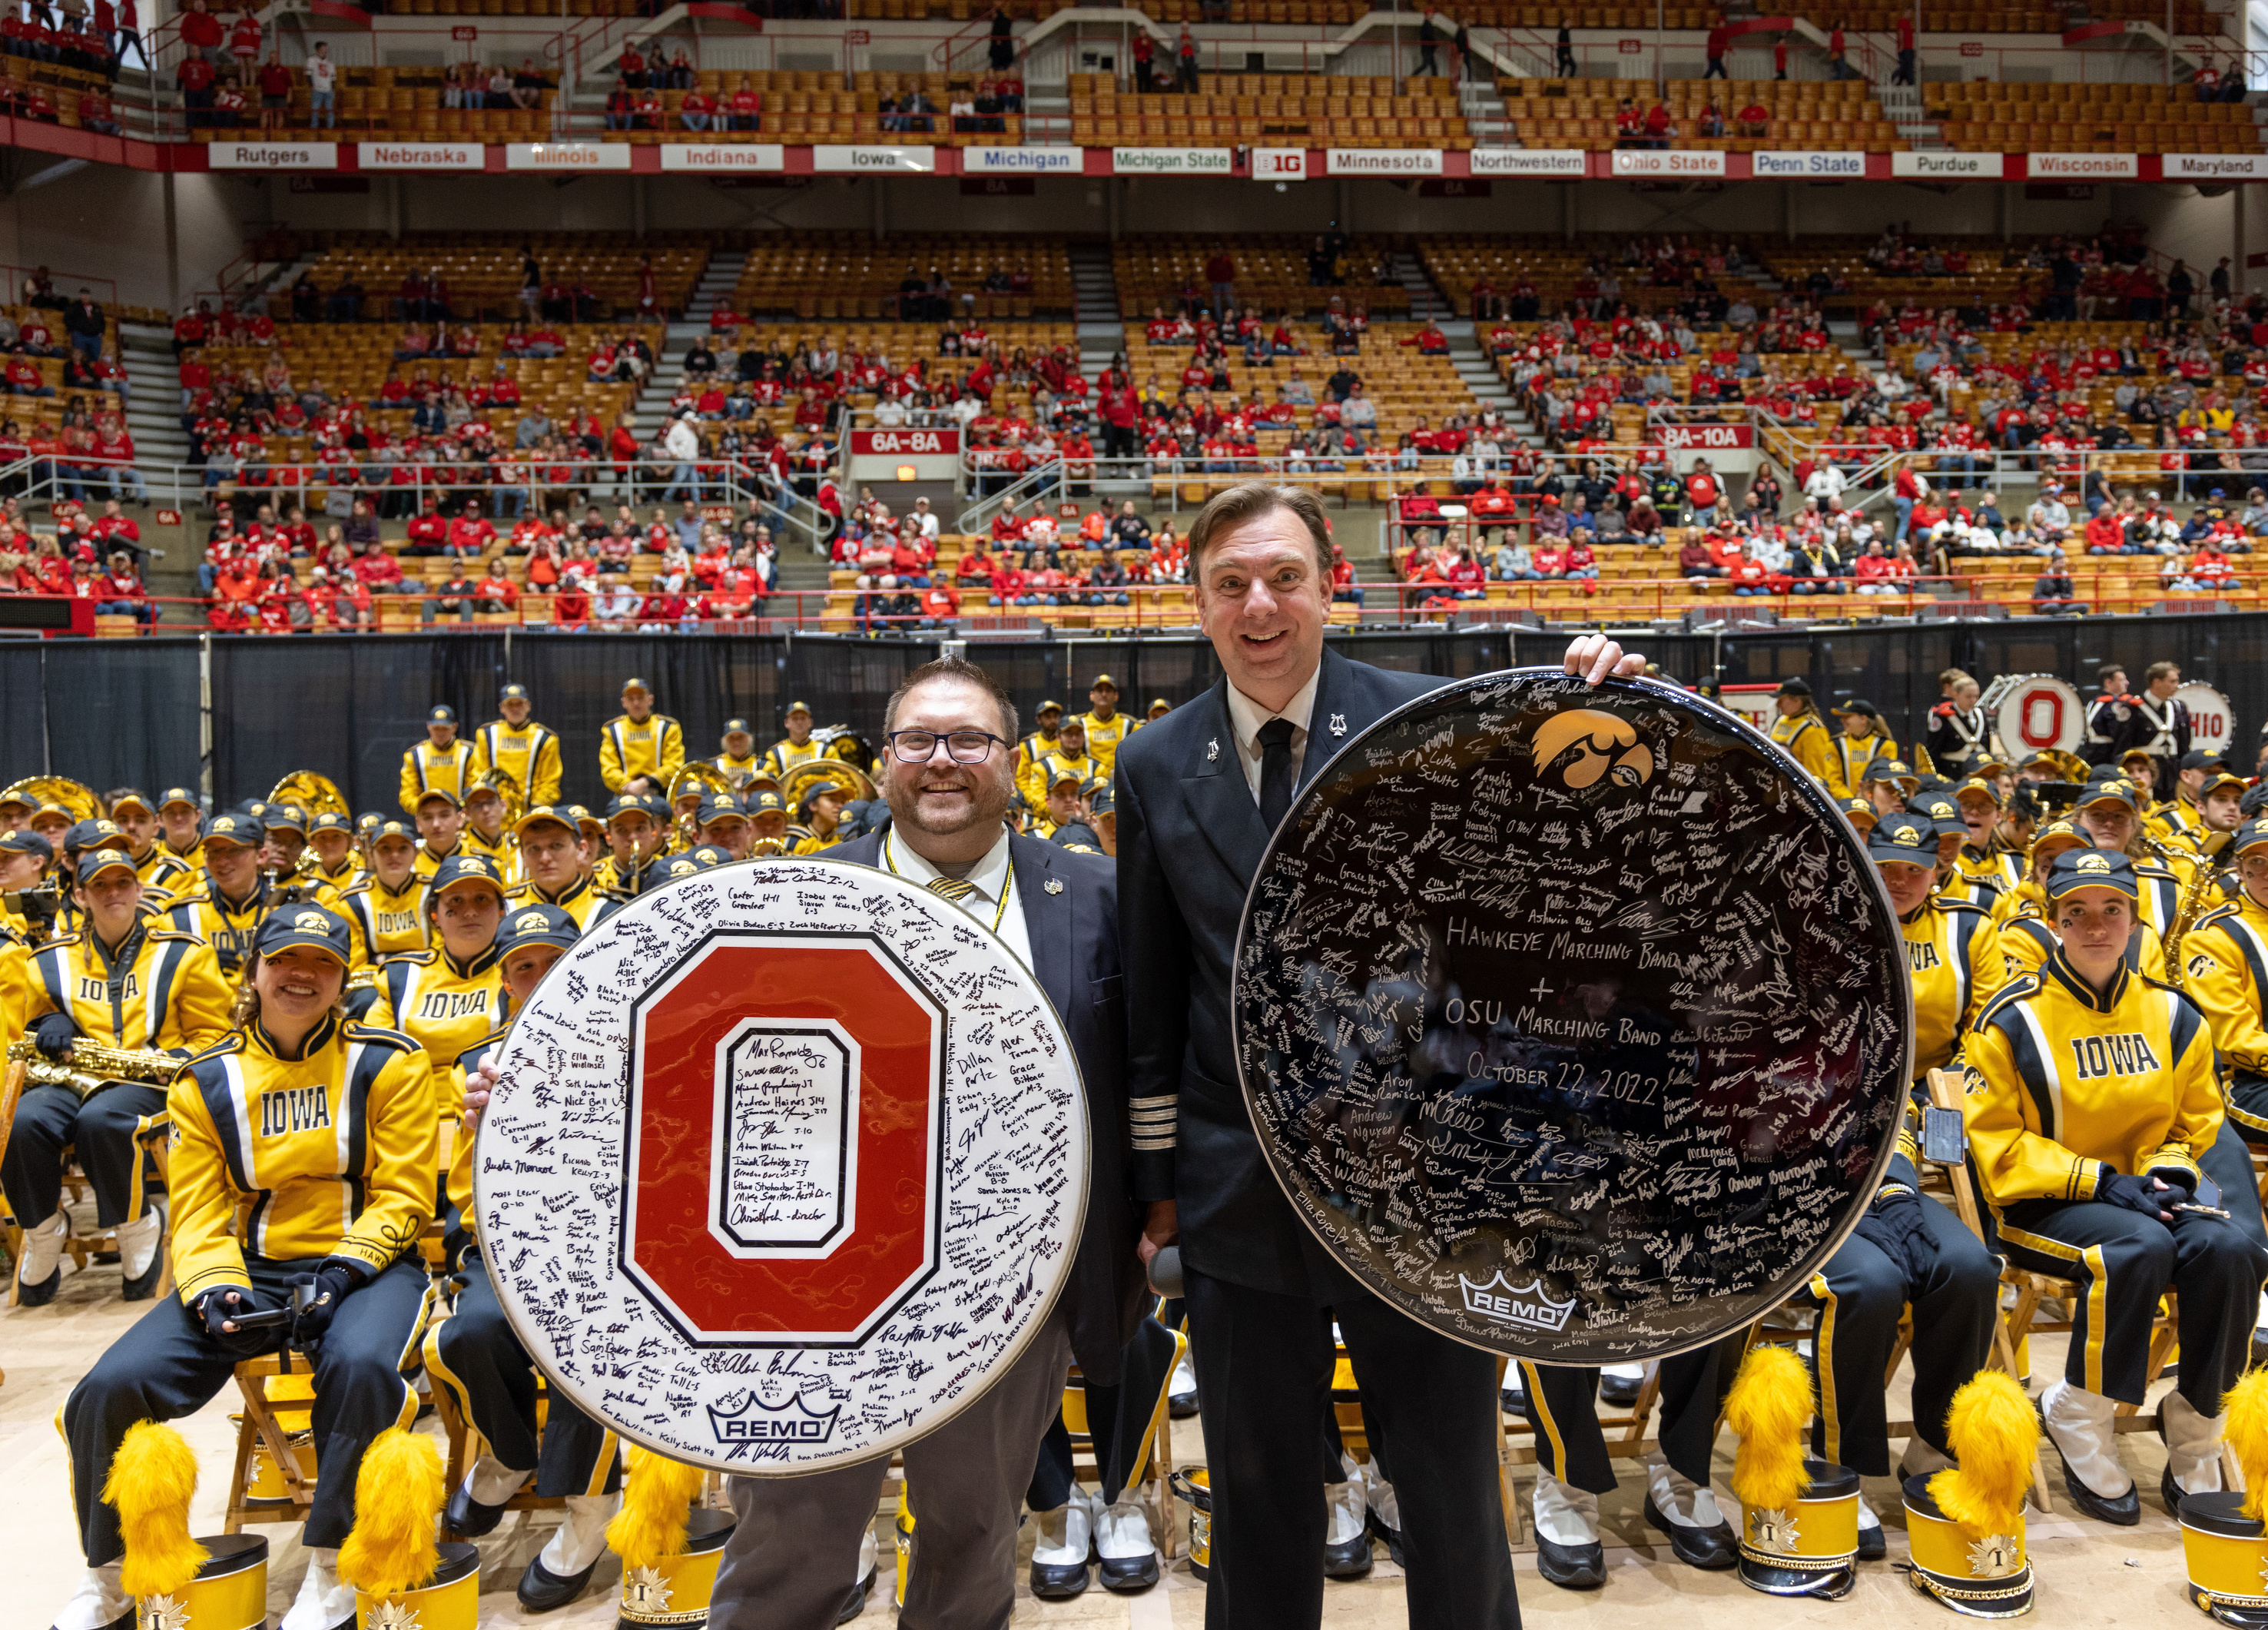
[620,931,943,1346]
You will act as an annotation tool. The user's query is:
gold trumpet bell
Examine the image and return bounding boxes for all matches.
[0,775,102,823]
[266,772,350,824]
[778,759,876,815]
[466,766,524,831]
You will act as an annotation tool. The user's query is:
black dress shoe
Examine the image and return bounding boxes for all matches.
[16,1266,60,1307]
[1856,1519,1887,1562]
[1368,1509,1408,1569]
[516,1553,597,1612]
[1600,1370,1646,1407]
[121,1257,163,1302]
[834,1562,876,1623]
[1028,1555,1089,1600]
[1535,1532,1606,1590]
[2038,1400,2140,1526]
[1642,1496,1738,1569]
[1322,1527,1372,1579]
[2163,1462,2188,1516]
[1167,1388,1199,1420]
[1500,1382,1527,1416]
[1098,1548,1161,1592]
[445,1474,511,1539]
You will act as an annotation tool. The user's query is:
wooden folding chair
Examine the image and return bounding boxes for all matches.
[225,1354,323,1533]
[1061,1330,1187,1562]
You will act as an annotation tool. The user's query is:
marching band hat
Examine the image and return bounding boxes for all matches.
[1776,677,1813,698]
[2205,769,2249,799]
[65,818,128,854]
[2182,749,2225,772]
[103,1424,269,1630]
[201,813,260,848]
[426,705,457,725]
[2119,744,2157,768]
[723,717,752,736]
[784,698,811,717]
[1149,698,1172,717]
[1088,782,1117,816]
[1049,762,1086,790]
[2233,818,2268,859]
[1903,1373,2037,1618]
[2183,1370,2268,1626]
[686,844,731,868]
[2046,848,2139,901]
[0,785,33,812]
[356,812,383,833]
[1036,699,1064,717]
[2077,777,2143,812]
[263,803,309,835]
[1864,759,1920,788]
[74,848,138,885]
[0,828,52,860]
[309,811,353,835]
[606,793,658,824]
[1725,1346,1858,1601]
[253,904,354,967]
[429,854,506,899]
[1091,673,1119,692]
[569,805,606,838]
[1831,698,1879,718]
[499,682,529,702]
[744,789,788,815]
[498,901,579,955]
[108,788,156,817]
[1870,820,1939,868]
[1840,795,1878,832]
[700,792,749,825]
[622,676,653,695]
[368,818,417,843]
[158,786,202,812]
[515,804,580,836]
[1909,791,1965,837]
[1953,777,2003,808]
[413,785,463,810]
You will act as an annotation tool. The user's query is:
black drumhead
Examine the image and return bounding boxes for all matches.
[1232,670,1909,1363]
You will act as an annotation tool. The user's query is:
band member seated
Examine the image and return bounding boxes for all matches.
[366,855,506,1084]
[1996,819,2168,978]
[51,905,435,1630]
[160,812,268,979]
[303,811,364,905]
[693,789,753,861]
[1789,818,2000,1549]
[595,792,667,895]
[760,698,821,781]
[411,787,466,876]
[337,818,431,965]
[108,790,191,895]
[1966,848,2268,1523]
[504,804,615,927]
[2186,817,2268,1147]
[4,848,233,1304]
[426,903,624,1613]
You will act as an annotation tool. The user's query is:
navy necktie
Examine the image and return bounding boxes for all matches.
[1257,717,1298,832]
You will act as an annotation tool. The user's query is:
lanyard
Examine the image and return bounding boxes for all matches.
[884,832,1013,936]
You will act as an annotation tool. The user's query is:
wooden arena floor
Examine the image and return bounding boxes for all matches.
[1,1240,2206,1627]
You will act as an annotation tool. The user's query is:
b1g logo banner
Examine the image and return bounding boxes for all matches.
[1232,671,1909,1364]
[477,861,1089,1473]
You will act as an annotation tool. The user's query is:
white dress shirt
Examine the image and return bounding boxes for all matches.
[1222,662,1321,804]
[882,825,1033,969]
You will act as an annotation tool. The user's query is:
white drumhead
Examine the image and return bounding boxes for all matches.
[476,858,1089,1474]
[1989,673,2083,759]
[2177,682,2236,759]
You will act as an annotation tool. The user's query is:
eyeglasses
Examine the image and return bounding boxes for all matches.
[887,729,1005,765]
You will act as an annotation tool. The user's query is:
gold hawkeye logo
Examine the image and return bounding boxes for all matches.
[1530,709,1656,791]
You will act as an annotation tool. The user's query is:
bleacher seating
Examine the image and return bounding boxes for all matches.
[1114,234,1413,320]
[1122,321,1490,450]
[1496,78,1898,153]
[1929,81,2264,154]
[730,236,1076,320]
[1069,71,1474,150]
[287,233,708,320]
[1421,235,1779,317]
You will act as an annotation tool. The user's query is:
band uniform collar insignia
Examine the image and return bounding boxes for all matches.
[1329,713,1348,737]
[1208,737,1220,762]
[1044,878,1064,895]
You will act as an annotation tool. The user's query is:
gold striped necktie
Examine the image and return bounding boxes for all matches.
[926,875,976,904]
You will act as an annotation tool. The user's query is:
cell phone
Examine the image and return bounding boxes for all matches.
[2194,1174,2223,1210]
[1920,1105,1967,1166]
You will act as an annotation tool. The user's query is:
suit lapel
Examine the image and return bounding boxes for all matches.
[1183,681,1271,887]
[1010,835,1073,1014]
[1299,644,1351,788]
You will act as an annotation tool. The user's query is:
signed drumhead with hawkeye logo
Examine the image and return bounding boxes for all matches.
[477,858,1089,1474]
[1232,670,1909,1365]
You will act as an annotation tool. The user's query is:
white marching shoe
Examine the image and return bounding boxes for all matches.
[2039,1376,2139,1524]
[1531,1471,1604,1591]
[17,1209,67,1305]
[280,1547,356,1630]
[50,1562,128,1630]
[1094,1495,1159,1592]
[2160,1389,2227,1507]
[114,1202,164,1300]
[1029,1485,1093,1599]
[519,1492,618,1612]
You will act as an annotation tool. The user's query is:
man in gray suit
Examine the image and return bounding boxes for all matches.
[710,655,1144,1629]
[1115,481,1640,1629]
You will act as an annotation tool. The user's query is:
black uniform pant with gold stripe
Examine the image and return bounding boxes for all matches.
[2,1081,165,1230]
[1027,1317,1185,1511]
[1793,1194,1997,1476]
[1998,1197,2266,1413]
[1519,1333,1746,1494]
[426,1258,621,1496]
[2200,1120,2268,1257]
[63,1256,428,1563]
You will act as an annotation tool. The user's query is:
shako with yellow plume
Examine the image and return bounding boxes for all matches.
[1902,1371,2038,1618]
[2180,1369,2268,1626]
[337,1428,479,1630]
[101,1420,269,1630]
[606,1446,734,1628]
[1723,1343,1860,1599]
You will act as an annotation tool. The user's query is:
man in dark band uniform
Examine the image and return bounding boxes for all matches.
[1115,480,1641,1629]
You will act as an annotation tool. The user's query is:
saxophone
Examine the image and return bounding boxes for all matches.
[2164,835,2231,989]
[6,1036,184,1100]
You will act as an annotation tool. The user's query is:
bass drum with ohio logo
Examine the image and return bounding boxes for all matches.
[474,858,1089,1475]
[1232,669,1911,1364]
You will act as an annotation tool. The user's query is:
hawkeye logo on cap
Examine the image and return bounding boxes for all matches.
[1530,709,1656,792]
[2077,853,2113,874]
[293,911,330,931]
[513,910,552,933]
[670,860,698,877]
[1894,825,1924,845]
[460,858,492,875]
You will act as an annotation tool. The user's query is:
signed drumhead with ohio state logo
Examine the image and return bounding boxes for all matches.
[477,859,1089,1474]
[1233,670,1910,1365]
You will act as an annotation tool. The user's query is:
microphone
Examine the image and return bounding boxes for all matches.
[1147,1244,1183,1298]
